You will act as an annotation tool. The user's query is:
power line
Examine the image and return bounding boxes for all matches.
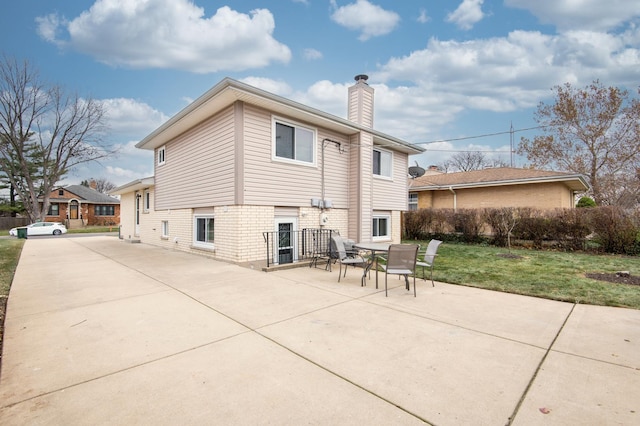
[414,125,548,145]
[421,149,512,153]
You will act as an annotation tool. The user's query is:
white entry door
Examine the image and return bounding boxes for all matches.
[274,217,297,265]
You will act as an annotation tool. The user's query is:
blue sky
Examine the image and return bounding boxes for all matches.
[1,0,639,186]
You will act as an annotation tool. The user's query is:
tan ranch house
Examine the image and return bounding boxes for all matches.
[409,167,590,211]
[112,76,424,267]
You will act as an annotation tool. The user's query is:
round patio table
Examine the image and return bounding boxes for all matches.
[353,242,391,288]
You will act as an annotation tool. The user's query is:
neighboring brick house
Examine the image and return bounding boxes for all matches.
[41,183,121,227]
[408,167,590,211]
[111,76,424,266]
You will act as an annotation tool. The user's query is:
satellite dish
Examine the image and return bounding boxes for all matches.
[408,165,425,178]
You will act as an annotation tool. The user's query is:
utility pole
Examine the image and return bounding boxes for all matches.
[510,121,514,167]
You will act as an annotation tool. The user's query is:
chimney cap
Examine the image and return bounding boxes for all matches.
[354,74,369,83]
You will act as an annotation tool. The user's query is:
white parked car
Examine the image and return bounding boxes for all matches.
[10,222,68,236]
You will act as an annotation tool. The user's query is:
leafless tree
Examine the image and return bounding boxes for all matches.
[82,177,117,194]
[518,80,640,206]
[0,55,115,221]
[440,151,508,172]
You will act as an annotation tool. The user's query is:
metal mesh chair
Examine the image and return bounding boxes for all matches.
[330,235,368,286]
[381,244,419,297]
[416,240,442,286]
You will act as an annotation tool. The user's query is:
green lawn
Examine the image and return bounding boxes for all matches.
[0,226,117,236]
[0,238,24,348]
[418,241,640,309]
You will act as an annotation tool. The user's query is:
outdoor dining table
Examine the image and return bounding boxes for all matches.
[352,242,391,288]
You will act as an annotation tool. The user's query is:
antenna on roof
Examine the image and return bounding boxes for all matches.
[408,161,425,179]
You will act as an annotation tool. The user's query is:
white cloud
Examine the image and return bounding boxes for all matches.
[36,0,291,73]
[330,0,400,41]
[303,48,323,60]
[104,164,150,178]
[35,13,65,44]
[101,98,169,135]
[239,77,293,97]
[373,29,640,116]
[446,0,485,30]
[287,79,463,143]
[505,0,640,32]
[291,80,350,117]
[417,8,430,24]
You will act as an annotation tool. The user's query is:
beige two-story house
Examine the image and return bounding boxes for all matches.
[112,76,423,266]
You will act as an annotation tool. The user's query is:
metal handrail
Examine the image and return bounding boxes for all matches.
[262,228,337,267]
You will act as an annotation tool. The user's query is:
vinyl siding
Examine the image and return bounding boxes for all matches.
[155,106,236,210]
[242,104,350,207]
[348,83,374,128]
[372,149,409,211]
[350,132,374,242]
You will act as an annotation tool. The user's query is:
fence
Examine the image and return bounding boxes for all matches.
[0,217,29,230]
[262,228,337,268]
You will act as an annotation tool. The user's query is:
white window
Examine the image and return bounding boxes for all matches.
[373,148,392,178]
[273,118,315,165]
[161,221,169,238]
[372,214,391,241]
[408,193,418,211]
[143,190,150,212]
[157,146,165,166]
[194,215,214,248]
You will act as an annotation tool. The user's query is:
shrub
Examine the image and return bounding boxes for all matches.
[451,209,484,243]
[551,208,591,251]
[403,210,426,240]
[405,206,638,256]
[513,209,549,249]
[576,196,596,208]
[483,208,519,248]
[587,206,638,254]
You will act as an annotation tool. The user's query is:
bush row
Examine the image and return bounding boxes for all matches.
[403,206,640,255]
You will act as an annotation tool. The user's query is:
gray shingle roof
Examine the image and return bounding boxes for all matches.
[410,167,590,192]
[52,185,120,204]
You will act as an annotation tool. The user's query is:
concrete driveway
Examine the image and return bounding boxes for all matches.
[1,236,639,425]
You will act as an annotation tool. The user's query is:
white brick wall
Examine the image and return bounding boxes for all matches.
[125,189,402,264]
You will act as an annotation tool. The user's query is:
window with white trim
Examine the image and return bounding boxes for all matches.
[373,148,392,178]
[95,205,115,216]
[157,146,165,166]
[273,118,315,165]
[143,190,150,212]
[161,220,169,238]
[47,203,59,216]
[372,214,391,240]
[408,193,418,211]
[193,215,214,248]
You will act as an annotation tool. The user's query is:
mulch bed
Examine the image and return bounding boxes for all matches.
[495,253,639,286]
[585,272,640,286]
[496,253,524,259]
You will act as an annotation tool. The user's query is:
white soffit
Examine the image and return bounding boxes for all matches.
[136,79,423,155]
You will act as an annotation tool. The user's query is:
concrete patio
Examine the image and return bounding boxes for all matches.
[1,236,638,425]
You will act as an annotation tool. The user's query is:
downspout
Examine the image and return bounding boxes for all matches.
[321,138,343,211]
[448,186,457,211]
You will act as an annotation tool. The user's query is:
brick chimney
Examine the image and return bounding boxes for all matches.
[348,74,374,128]
[89,179,97,190]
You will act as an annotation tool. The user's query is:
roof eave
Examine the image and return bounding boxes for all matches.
[136,78,424,155]
[411,175,590,192]
[110,177,155,196]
